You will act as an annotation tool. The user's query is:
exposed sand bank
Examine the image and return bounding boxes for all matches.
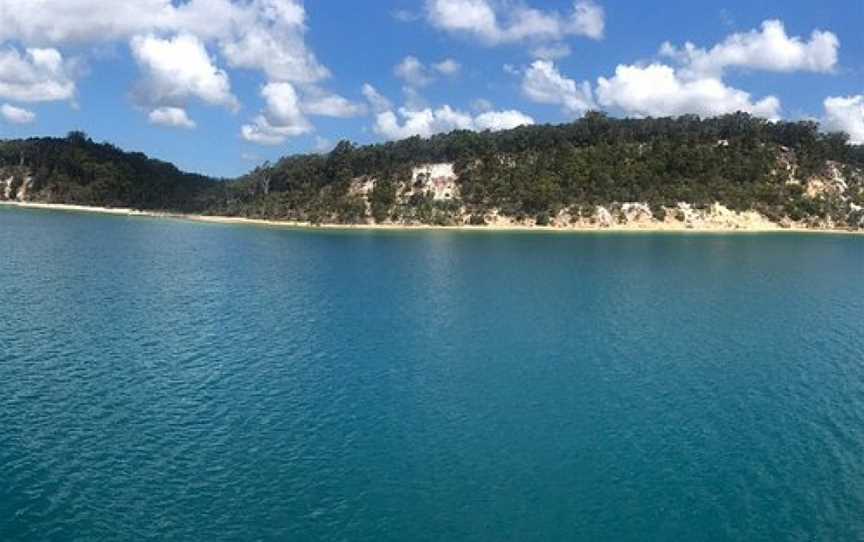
[1,199,861,235]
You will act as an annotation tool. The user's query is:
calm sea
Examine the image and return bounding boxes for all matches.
[1,206,863,541]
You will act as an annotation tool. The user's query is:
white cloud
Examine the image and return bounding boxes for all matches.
[433,58,461,75]
[394,56,435,87]
[394,56,462,88]
[374,107,470,139]
[402,86,429,111]
[521,60,595,116]
[823,95,864,144]
[596,63,781,119]
[569,0,604,40]
[660,19,838,78]
[530,43,572,60]
[0,0,174,45]
[471,98,493,112]
[426,0,498,44]
[148,106,196,129]
[373,104,534,140]
[425,0,604,45]
[0,47,76,102]
[313,135,335,153]
[0,103,35,124]
[260,81,311,129]
[301,88,366,118]
[131,34,238,110]
[219,0,329,84]
[362,83,393,113]
[241,82,312,145]
[0,0,329,85]
[241,115,310,145]
[0,0,334,120]
[520,20,833,121]
[474,109,535,131]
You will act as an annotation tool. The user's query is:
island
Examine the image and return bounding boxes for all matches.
[1,112,863,232]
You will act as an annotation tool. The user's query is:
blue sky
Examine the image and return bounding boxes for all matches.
[0,0,860,178]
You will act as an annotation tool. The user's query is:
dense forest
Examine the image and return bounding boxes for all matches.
[2,113,864,229]
[0,131,213,211]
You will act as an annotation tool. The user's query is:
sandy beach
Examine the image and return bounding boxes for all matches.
[1,199,861,235]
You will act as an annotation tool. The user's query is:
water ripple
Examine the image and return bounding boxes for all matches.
[1,208,864,540]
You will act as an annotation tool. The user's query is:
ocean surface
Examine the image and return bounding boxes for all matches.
[1,206,864,541]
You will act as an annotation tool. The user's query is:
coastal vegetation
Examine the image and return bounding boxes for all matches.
[0,131,213,211]
[1,113,863,229]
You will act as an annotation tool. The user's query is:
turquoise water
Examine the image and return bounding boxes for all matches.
[2,206,864,541]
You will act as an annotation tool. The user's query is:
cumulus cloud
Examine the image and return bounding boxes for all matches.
[433,58,461,75]
[426,0,498,44]
[377,55,534,140]
[0,0,329,78]
[374,107,469,139]
[0,0,330,85]
[130,34,238,111]
[241,82,312,145]
[313,135,335,153]
[362,83,393,113]
[219,0,329,84]
[0,103,35,124]
[0,0,258,45]
[471,98,493,112]
[241,115,307,145]
[394,56,435,87]
[474,109,535,131]
[425,0,604,45]
[823,96,864,144]
[148,106,196,129]
[521,60,595,116]
[0,47,77,102]
[394,56,460,88]
[530,43,572,60]
[569,0,605,40]
[259,82,311,129]
[520,19,841,121]
[586,19,844,120]
[0,0,338,129]
[300,87,366,118]
[402,86,429,111]
[373,104,534,140]
[660,19,839,78]
[596,63,781,119]
[0,0,175,45]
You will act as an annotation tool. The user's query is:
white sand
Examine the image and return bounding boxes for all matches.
[1,199,861,235]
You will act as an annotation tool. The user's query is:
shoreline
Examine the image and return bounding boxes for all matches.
[1,199,862,236]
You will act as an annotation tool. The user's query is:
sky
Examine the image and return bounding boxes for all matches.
[0,0,860,178]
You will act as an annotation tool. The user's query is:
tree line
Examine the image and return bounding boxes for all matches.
[2,113,862,227]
